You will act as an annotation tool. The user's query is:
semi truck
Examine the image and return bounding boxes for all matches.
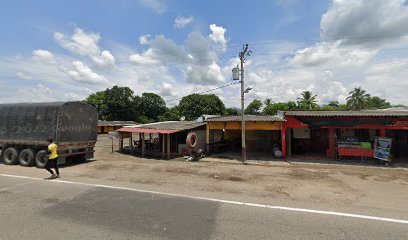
[0,102,98,168]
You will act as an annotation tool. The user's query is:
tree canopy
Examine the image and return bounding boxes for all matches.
[346,87,370,110]
[297,91,319,110]
[245,99,263,114]
[84,86,397,123]
[178,94,226,120]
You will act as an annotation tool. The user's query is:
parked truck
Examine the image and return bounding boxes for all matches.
[0,102,98,167]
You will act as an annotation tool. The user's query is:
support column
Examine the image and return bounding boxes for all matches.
[141,133,145,158]
[167,134,171,160]
[380,129,386,137]
[130,134,133,153]
[206,124,210,153]
[162,134,165,159]
[281,123,287,158]
[328,127,336,158]
[286,129,292,158]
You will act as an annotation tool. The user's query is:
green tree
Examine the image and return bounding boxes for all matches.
[245,99,263,114]
[346,87,370,110]
[159,106,181,122]
[84,91,107,120]
[136,93,167,123]
[297,91,319,109]
[104,86,137,121]
[264,98,273,107]
[262,101,299,115]
[366,96,391,109]
[225,107,240,115]
[178,94,226,120]
[328,100,339,107]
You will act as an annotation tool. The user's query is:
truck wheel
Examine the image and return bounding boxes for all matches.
[19,149,35,167]
[35,150,48,168]
[3,147,19,165]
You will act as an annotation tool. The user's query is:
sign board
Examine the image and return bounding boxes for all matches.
[293,128,311,139]
[108,131,121,140]
[373,137,392,161]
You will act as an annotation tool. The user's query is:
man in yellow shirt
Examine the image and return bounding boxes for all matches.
[45,138,59,179]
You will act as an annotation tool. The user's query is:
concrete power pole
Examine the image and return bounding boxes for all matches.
[240,44,250,164]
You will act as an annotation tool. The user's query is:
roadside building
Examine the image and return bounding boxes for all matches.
[116,121,206,159]
[97,121,137,134]
[280,111,408,163]
[205,115,285,159]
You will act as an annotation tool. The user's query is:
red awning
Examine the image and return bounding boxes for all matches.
[116,127,180,134]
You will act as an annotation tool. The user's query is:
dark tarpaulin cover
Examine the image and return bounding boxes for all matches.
[0,102,97,144]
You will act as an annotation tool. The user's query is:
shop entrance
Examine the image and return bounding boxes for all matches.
[387,130,408,162]
[290,128,328,157]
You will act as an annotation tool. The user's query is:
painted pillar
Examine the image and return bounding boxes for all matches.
[281,123,287,158]
[162,134,165,159]
[328,127,336,158]
[286,129,292,158]
[380,129,386,137]
[167,134,171,160]
[141,133,145,158]
[206,123,210,153]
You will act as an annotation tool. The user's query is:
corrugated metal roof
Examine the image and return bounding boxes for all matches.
[98,120,137,126]
[119,121,206,131]
[284,111,408,117]
[205,115,285,122]
[116,128,179,134]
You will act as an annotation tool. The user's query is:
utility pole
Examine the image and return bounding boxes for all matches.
[240,44,250,164]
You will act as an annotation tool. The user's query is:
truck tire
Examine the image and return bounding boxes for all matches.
[35,150,48,168]
[186,132,197,148]
[19,149,35,167]
[3,147,19,165]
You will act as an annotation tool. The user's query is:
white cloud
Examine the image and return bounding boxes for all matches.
[184,31,225,85]
[365,58,408,104]
[290,41,377,67]
[321,0,408,48]
[174,16,194,28]
[129,49,161,65]
[68,61,109,84]
[138,0,166,14]
[32,49,54,62]
[16,72,32,80]
[13,84,57,103]
[209,24,228,51]
[54,27,115,66]
[139,34,151,45]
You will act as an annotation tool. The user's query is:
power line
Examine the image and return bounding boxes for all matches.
[165,81,240,103]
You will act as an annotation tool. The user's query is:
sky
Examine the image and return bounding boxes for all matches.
[1,0,408,108]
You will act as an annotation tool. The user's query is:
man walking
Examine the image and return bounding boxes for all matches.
[45,138,59,179]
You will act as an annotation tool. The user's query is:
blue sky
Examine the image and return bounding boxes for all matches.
[1,0,408,107]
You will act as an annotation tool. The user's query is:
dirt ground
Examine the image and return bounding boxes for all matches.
[2,134,408,215]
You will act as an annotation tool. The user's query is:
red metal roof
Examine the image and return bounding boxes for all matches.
[116,127,179,134]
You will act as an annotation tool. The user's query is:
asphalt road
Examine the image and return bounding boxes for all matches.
[0,175,407,240]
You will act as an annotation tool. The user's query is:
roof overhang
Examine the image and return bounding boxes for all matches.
[116,127,179,134]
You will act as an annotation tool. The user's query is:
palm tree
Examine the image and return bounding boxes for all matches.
[297,91,319,109]
[328,100,339,107]
[346,87,370,110]
[264,98,273,107]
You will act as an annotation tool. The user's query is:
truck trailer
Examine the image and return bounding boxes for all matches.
[0,101,98,167]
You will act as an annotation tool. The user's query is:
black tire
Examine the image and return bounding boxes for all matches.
[35,150,48,168]
[3,147,19,165]
[19,149,35,167]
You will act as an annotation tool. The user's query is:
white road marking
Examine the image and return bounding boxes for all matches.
[1,173,408,225]
[0,181,35,192]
